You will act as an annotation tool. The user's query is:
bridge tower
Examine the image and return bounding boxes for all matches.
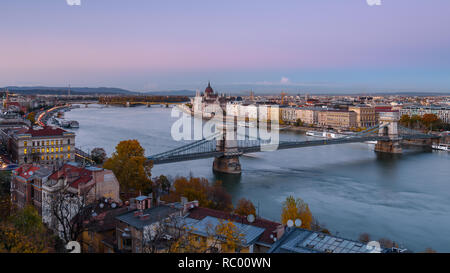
[375,111,402,154]
[213,115,242,175]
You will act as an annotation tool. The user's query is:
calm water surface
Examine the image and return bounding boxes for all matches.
[66,105,450,252]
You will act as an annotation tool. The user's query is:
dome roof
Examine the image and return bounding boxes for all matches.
[205,82,214,94]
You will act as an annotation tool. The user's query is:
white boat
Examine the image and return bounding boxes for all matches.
[365,140,377,144]
[69,120,79,128]
[432,144,449,151]
[306,131,345,139]
[237,121,257,128]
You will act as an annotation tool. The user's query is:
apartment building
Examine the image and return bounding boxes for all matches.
[400,105,450,124]
[10,164,53,214]
[318,110,357,129]
[11,162,121,234]
[348,105,376,128]
[280,107,318,125]
[9,125,75,165]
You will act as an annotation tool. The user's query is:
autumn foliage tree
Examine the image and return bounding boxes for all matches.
[281,196,313,230]
[103,140,153,197]
[234,198,256,217]
[0,206,54,253]
[162,176,233,212]
[170,220,244,253]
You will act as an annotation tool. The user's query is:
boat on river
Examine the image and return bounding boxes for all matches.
[432,143,449,151]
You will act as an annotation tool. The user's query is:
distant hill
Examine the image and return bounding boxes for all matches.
[2,86,137,95]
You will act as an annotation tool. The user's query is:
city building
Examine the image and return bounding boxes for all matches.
[10,164,53,214]
[9,125,75,165]
[348,105,376,128]
[296,108,319,125]
[400,105,450,124]
[115,195,181,253]
[81,202,128,253]
[317,110,357,129]
[185,206,283,253]
[40,162,121,233]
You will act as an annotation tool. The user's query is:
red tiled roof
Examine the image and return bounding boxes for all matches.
[19,126,68,137]
[49,164,93,189]
[14,164,41,179]
[187,207,281,245]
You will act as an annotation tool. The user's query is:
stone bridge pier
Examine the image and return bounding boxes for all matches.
[213,116,242,175]
[375,111,402,154]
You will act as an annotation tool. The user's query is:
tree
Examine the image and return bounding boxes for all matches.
[399,114,411,127]
[0,206,55,253]
[234,198,256,217]
[358,233,371,243]
[47,190,93,243]
[378,238,394,249]
[26,112,36,124]
[170,219,245,253]
[91,147,107,165]
[410,115,422,128]
[207,181,233,212]
[424,247,437,253]
[10,205,43,235]
[164,177,233,212]
[103,140,152,197]
[295,119,304,127]
[0,224,47,253]
[421,113,440,130]
[281,196,313,229]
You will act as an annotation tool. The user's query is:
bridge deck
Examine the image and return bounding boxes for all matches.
[148,134,439,165]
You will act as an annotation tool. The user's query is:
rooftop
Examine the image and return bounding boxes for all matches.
[186,207,281,245]
[13,164,53,180]
[15,125,73,138]
[268,227,385,253]
[115,205,179,230]
[186,216,266,247]
[48,163,93,189]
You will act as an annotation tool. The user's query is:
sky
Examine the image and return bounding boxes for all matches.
[1,0,450,94]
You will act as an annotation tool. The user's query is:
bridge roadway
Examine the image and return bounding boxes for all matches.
[148,133,439,165]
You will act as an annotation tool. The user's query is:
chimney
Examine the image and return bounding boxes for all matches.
[275,224,285,240]
[183,200,199,214]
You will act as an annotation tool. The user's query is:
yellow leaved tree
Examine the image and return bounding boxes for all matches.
[103,139,153,197]
[281,196,313,230]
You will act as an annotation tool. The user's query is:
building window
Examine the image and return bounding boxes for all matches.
[68,146,71,152]
[68,139,70,145]
[51,148,54,153]
[41,156,44,161]
[32,149,35,154]
[60,147,63,152]
[41,141,44,146]
[56,147,59,152]
[24,148,27,154]
[24,141,28,147]
[46,141,49,146]
[41,148,44,153]
[51,140,54,146]
[67,154,71,159]
[46,148,49,153]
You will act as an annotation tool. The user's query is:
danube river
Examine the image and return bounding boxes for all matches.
[65,104,450,252]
